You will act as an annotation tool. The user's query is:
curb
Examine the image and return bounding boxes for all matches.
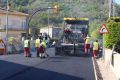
[92,57,103,80]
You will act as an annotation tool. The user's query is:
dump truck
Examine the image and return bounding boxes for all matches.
[55,18,89,56]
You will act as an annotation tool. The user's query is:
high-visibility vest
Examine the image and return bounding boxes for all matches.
[93,42,99,50]
[24,40,29,47]
[41,41,46,48]
[35,39,40,47]
[85,37,90,44]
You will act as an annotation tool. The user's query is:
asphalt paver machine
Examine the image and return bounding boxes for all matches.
[55,18,89,56]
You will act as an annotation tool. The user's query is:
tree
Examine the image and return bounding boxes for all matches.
[105,17,120,52]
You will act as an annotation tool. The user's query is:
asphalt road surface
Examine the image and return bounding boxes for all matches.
[4,56,95,80]
[0,48,96,80]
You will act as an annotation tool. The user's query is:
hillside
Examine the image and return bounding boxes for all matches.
[0,0,120,36]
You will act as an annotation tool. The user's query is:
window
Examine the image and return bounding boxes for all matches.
[22,20,27,30]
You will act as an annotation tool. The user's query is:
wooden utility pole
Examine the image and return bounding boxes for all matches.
[109,0,115,17]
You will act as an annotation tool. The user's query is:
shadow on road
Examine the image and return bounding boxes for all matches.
[0,60,84,80]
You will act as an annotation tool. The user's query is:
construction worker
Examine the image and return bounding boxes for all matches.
[39,40,46,58]
[84,35,91,54]
[93,40,99,58]
[39,39,49,58]
[24,37,30,57]
[39,43,45,58]
[35,37,40,57]
[41,39,46,48]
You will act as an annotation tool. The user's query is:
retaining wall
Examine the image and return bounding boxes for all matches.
[105,49,120,79]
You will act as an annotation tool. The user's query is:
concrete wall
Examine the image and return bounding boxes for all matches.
[0,14,26,30]
[105,49,120,79]
[40,27,52,38]
[40,27,62,39]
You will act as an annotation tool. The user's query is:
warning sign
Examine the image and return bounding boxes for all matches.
[99,24,109,34]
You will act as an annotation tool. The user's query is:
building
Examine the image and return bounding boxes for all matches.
[40,27,62,39]
[0,7,29,41]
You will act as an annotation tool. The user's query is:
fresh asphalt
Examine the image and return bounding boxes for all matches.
[0,48,96,80]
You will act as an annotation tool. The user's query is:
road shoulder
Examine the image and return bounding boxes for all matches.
[97,58,117,80]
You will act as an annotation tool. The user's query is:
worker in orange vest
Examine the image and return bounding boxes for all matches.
[93,40,99,58]
[84,35,91,54]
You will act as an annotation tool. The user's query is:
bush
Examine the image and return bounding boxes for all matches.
[105,17,120,52]
[106,17,120,23]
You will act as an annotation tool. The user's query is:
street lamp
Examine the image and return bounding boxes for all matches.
[47,7,51,36]
[5,0,9,54]
[26,6,60,39]
[47,5,60,37]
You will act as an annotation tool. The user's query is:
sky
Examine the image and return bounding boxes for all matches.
[115,0,120,4]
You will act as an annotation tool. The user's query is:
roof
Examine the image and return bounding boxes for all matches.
[0,7,29,16]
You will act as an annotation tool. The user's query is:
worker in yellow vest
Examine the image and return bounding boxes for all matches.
[93,40,99,58]
[41,40,46,48]
[35,37,40,57]
[39,40,49,58]
[84,35,91,54]
[24,37,30,57]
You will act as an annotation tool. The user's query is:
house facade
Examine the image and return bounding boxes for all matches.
[0,8,28,41]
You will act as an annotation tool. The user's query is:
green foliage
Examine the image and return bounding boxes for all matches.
[91,29,102,40]
[105,18,120,52]
[89,20,102,40]
[0,0,120,37]
[106,17,120,23]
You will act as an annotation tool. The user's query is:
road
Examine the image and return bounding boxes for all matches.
[0,48,96,80]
